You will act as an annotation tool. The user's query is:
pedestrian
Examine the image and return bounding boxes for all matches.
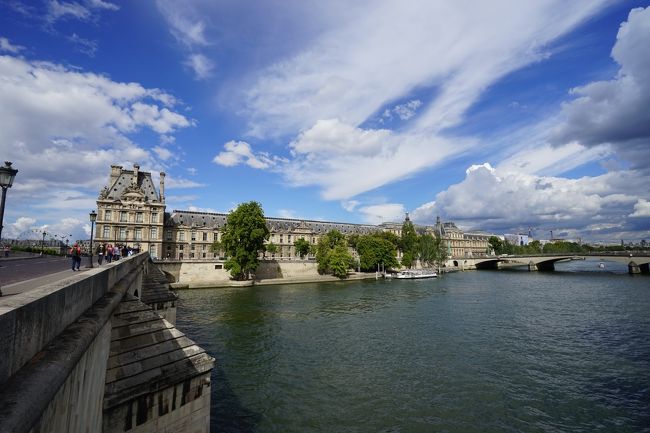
[106,244,113,263]
[70,243,81,271]
[113,245,120,261]
[97,243,105,265]
[3,245,9,258]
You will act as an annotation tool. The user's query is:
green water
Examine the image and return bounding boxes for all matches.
[176,260,650,432]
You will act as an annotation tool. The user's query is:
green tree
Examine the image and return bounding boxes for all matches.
[316,230,353,278]
[221,201,270,280]
[400,219,418,268]
[418,233,447,268]
[266,242,278,257]
[488,236,503,255]
[356,234,399,272]
[294,238,310,259]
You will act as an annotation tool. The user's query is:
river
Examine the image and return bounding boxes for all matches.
[176,259,650,433]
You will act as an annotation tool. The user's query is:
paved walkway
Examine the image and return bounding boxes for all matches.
[0,268,89,297]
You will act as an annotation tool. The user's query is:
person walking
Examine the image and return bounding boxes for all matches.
[106,244,113,263]
[97,243,105,265]
[70,243,81,271]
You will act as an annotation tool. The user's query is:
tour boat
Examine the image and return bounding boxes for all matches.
[393,270,438,279]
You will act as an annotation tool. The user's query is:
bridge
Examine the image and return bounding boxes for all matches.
[472,253,650,274]
[0,253,214,433]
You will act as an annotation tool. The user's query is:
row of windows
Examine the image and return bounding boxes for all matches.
[102,210,159,224]
[101,226,158,240]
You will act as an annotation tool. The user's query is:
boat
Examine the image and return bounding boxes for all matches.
[392,270,438,279]
[598,262,605,269]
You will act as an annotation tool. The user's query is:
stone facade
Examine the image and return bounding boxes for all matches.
[96,165,491,261]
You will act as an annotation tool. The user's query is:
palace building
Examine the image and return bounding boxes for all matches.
[94,164,491,261]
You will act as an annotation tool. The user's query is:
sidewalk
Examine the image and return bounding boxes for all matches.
[0,268,87,297]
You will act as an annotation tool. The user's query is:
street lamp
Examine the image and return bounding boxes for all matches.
[41,231,46,255]
[0,161,18,242]
[89,210,97,268]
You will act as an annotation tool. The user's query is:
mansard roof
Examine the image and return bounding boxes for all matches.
[165,209,379,235]
[100,169,161,203]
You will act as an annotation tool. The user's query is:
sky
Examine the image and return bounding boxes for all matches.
[0,0,649,244]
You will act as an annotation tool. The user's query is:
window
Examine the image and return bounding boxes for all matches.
[191,243,195,251]
[288,235,292,243]
[202,244,207,251]
[280,235,283,244]
[119,227,126,240]
[203,232,207,241]
[151,227,158,240]
[104,210,112,221]
[120,212,128,222]
[191,231,196,241]
[103,226,110,238]
[136,212,143,223]
[134,228,142,240]
[179,231,185,241]
[151,213,158,223]
[202,252,206,258]
[165,230,172,241]
[190,252,195,258]
[179,244,184,251]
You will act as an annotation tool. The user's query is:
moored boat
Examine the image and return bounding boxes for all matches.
[393,270,438,279]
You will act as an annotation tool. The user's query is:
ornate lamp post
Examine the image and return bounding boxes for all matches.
[89,210,97,268]
[0,161,18,242]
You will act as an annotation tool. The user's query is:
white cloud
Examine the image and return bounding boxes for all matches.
[45,0,118,24]
[3,216,37,238]
[341,200,359,212]
[213,140,284,170]
[358,203,406,225]
[629,199,650,218]
[67,33,97,57]
[0,37,24,53]
[411,163,650,241]
[184,53,214,80]
[153,146,173,161]
[283,119,472,200]
[0,54,194,240]
[242,1,607,139]
[551,7,650,167]
[383,100,423,121]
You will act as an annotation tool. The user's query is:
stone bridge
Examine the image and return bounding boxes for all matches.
[472,253,650,274]
[0,253,214,433]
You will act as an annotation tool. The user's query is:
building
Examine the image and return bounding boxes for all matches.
[95,164,166,259]
[95,165,491,261]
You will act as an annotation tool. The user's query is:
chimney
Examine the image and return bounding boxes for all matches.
[109,165,122,187]
[159,172,166,203]
[133,163,140,186]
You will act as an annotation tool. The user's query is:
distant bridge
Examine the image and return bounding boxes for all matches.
[472,253,650,274]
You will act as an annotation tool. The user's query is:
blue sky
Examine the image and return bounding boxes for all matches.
[1,0,649,243]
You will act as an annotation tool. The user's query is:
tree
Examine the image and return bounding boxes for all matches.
[400,219,418,268]
[488,236,503,255]
[266,242,278,257]
[294,238,310,259]
[418,233,447,269]
[211,240,223,258]
[316,230,353,278]
[356,234,399,272]
[220,201,270,280]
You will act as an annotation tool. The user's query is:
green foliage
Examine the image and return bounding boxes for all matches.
[400,219,418,268]
[356,234,399,271]
[293,238,310,258]
[316,230,353,278]
[418,233,447,268]
[347,233,360,249]
[211,240,223,256]
[221,201,270,280]
[329,245,354,278]
[266,242,278,256]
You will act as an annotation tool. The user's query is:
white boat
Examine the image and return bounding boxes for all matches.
[393,270,437,279]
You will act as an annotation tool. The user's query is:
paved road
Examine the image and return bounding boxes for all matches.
[0,255,75,286]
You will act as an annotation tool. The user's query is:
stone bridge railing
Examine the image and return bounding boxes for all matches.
[0,253,213,433]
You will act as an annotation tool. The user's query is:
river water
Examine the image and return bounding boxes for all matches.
[176,259,650,433]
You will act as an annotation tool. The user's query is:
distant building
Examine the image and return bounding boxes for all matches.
[505,233,529,246]
[95,164,492,261]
